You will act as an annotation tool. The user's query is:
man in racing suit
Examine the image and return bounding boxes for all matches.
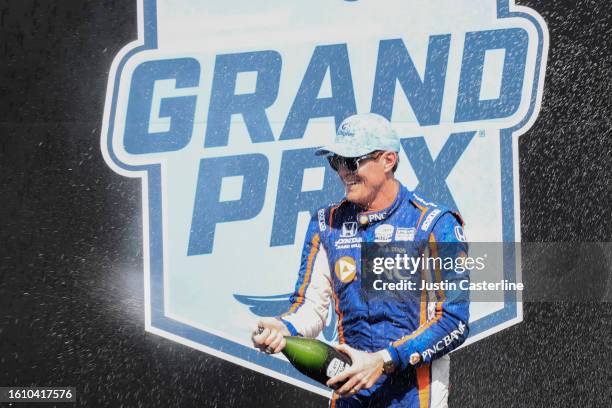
[253,113,469,408]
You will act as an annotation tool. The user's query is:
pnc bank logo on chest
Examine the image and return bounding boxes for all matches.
[101,0,548,397]
[360,212,387,226]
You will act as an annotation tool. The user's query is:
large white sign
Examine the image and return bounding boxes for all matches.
[101,0,548,396]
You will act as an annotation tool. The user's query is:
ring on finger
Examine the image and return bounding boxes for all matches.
[265,346,274,354]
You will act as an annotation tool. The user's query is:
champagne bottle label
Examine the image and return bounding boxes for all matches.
[326,357,348,378]
[255,327,352,389]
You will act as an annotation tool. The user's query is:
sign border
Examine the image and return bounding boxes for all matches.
[100,0,549,396]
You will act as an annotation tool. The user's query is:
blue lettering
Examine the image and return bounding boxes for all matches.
[455,28,529,122]
[205,51,281,147]
[400,131,475,210]
[188,154,268,255]
[371,36,451,126]
[124,58,199,154]
[280,44,356,140]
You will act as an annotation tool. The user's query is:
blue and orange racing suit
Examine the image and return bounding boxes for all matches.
[281,183,470,408]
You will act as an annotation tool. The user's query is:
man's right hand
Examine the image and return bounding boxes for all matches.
[251,317,291,354]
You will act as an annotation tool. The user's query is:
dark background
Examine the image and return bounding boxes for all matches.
[1,0,610,407]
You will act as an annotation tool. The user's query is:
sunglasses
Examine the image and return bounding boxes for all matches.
[327,151,383,173]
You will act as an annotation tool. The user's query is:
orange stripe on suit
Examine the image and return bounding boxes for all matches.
[416,364,431,408]
[286,233,320,314]
[392,233,445,347]
[413,201,429,230]
[330,287,345,344]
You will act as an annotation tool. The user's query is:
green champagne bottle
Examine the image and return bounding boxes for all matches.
[281,336,352,389]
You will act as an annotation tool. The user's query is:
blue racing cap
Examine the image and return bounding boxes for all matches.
[315,113,400,158]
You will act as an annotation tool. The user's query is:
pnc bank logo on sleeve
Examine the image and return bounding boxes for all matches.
[421,321,467,360]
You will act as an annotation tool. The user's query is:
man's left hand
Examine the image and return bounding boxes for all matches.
[326,344,385,396]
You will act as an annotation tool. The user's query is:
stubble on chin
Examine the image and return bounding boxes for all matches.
[346,188,372,208]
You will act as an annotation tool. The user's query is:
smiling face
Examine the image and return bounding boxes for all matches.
[336,151,397,208]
